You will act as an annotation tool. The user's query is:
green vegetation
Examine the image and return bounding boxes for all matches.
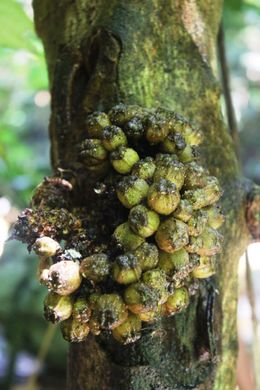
[0,0,259,388]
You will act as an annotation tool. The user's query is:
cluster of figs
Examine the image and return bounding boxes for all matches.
[29,104,224,344]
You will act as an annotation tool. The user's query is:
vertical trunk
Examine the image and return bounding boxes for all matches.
[32,1,254,388]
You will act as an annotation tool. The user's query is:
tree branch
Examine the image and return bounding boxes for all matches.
[246,184,260,241]
[218,23,240,160]
[31,1,253,388]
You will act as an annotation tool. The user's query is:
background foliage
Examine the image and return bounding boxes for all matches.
[0,1,66,388]
[0,0,259,388]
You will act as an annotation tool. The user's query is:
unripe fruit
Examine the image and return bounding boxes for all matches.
[128,205,160,238]
[177,145,198,163]
[33,236,60,257]
[124,117,145,139]
[138,304,167,322]
[124,282,161,313]
[171,253,200,288]
[40,260,81,296]
[167,114,204,146]
[187,210,208,236]
[184,177,222,210]
[110,146,139,174]
[155,153,178,165]
[161,131,186,153]
[184,129,203,146]
[78,139,108,165]
[112,253,142,284]
[116,176,149,208]
[181,126,203,146]
[86,111,111,138]
[184,162,208,189]
[186,227,222,256]
[88,293,101,308]
[155,218,189,253]
[131,157,156,180]
[80,253,110,282]
[192,256,216,278]
[145,114,170,144]
[44,292,73,323]
[113,222,145,251]
[72,298,91,323]
[101,125,127,151]
[60,317,90,342]
[112,314,142,344]
[13,104,225,344]
[109,104,144,126]
[147,179,180,215]
[91,294,128,330]
[165,287,189,314]
[158,248,189,274]
[142,268,169,304]
[173,199,193,222]
[134,242,159,271]
[204,206,225,229]
[153,157,186,190]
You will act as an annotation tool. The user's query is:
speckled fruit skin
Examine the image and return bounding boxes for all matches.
[13,105,224,344]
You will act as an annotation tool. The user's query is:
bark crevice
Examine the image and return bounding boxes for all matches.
[31,1,257,389]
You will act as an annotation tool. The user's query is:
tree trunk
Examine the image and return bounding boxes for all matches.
[32,0,259,388]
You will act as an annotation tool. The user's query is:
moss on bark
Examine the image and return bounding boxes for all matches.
[32,0,254,388]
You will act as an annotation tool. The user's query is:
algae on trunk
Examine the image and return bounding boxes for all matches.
[31,0,257,388]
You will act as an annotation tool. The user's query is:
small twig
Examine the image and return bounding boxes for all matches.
[218,23,240,160]
[25,324,57,390]
[245,250,257,328]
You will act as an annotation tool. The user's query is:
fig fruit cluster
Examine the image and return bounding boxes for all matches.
[13,104,224,345]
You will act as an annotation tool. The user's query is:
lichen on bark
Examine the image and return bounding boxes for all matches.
[28,0,259,389]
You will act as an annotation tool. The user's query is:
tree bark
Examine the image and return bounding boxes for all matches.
[32,0,258,389]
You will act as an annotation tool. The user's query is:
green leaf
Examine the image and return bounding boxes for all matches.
[224,0,243,11]
[0,0,37,53]
[244,0,260,11]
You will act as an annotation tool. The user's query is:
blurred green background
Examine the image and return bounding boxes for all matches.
[0,0,259,389]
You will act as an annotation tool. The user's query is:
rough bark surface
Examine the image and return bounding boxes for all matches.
[32,0,256,389]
